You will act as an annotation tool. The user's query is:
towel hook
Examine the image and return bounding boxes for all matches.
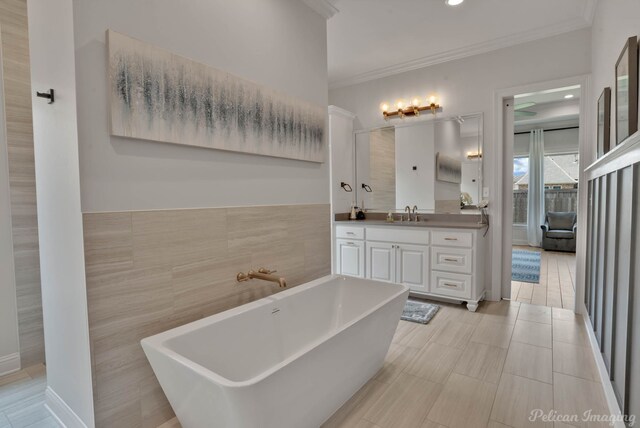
[36,89,55,104]
[340,182,353,192]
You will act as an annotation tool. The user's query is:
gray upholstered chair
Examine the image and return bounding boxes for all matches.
[541,211,577,252]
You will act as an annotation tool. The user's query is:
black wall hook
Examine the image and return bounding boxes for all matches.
[36,89,55,104]
[361,183,372,192]
[340,182,353,192]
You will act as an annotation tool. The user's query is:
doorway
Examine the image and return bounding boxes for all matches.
[491,75,590,312]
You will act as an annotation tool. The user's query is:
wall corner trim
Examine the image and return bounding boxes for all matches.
[328,105,356,119]
[580,305,626,428]
[301,0,338,19]
[45,387,90,428]
[0,353,20,377]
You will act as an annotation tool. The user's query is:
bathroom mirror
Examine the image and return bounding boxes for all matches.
[354,113,483,213]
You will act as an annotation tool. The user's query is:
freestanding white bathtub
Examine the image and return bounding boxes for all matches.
[141,275,409,428]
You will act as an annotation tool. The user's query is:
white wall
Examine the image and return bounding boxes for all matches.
[0,47,20,373]
[591,0,640,165]
[329,106,356,214]
[72,0,329,213]
[395,122,435,209]
[330,28,591,297]
[28,0,95,426]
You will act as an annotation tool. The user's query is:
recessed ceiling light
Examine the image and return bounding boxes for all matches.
[446,0,464,6]
[564,94,574,99]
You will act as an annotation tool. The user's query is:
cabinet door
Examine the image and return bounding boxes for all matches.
[396,244,429,292]
[366,241,395,283]
[336,239,365,278]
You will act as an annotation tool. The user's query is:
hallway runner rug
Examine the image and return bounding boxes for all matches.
[512,249,541,283]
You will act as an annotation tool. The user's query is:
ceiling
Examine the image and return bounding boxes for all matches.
[514,85,581,129]
[327,0,596,88]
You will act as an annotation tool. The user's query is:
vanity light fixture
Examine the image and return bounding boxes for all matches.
[381,95,441,120]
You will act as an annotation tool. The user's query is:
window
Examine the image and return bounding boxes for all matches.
[513,157,528,224]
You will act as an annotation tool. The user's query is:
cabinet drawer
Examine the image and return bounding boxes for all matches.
[431,247,472,274]
[430,271,472,299]
[336,225,365,240]
[366,227,430,245]
[431,230,473,248]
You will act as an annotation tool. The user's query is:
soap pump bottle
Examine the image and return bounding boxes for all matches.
[350,205,357,220]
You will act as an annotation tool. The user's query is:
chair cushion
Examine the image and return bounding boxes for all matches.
[547,212,576,231]
[546,230,575,239]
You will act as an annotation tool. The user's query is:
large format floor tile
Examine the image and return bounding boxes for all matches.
[503,341,553,384]
[511,319,552,348]
[363,372,442,428]
[553,373,610,428]
[491,373,554,428]
[427,373,497,428]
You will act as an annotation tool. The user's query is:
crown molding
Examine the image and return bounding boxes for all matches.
[583,0,598,24]
[301,0,338,19]
[328,105,356,119]
[329,17,591,90]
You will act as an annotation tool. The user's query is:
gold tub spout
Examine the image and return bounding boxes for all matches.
[236,268,287,288]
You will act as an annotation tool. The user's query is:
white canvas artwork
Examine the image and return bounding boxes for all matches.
[107,30,326,162]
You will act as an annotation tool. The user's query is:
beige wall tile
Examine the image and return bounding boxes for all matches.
[0,0,43,367]
[84,204,331,427]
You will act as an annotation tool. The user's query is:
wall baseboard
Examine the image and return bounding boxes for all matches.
[45,386,89,428]
[0,353,20,377]
[580,304,626,428]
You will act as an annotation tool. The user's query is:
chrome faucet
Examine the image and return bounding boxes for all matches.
[412,205,419,222]
[404,206,411,222]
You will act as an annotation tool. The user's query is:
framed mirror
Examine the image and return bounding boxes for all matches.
[354,113,483,213]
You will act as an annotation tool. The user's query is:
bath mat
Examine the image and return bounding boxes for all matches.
[512,249,541,283]
[401,299,440,324]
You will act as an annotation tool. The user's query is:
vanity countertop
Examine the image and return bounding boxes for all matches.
[334,219,488,230]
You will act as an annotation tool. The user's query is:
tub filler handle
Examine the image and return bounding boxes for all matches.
[236,267,287,288]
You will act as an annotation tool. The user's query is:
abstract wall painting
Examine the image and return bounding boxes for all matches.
[107,30,326,162]
[436,152,461,184]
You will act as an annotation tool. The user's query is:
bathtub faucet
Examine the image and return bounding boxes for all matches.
[236,268,287,288]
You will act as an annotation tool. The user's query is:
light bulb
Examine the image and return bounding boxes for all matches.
[396,100,404,109]
[446,0,464,6]
[429,95,437,105]
[412,98,421,107]
[380,103,389,112]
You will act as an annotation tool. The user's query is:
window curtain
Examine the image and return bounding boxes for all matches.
[527,129,545,247]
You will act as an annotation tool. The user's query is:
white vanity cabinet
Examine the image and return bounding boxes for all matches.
[334,223,487,311]
[335,225,366,278]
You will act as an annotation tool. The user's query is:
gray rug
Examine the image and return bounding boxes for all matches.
[401,299,440,324]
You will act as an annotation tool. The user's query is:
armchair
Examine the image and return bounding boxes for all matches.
[541,211,577,252]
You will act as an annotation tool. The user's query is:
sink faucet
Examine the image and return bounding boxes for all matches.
[412,205,419,222]
[404,206,411,222]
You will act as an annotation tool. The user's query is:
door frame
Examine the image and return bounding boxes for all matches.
[491,74,591,313]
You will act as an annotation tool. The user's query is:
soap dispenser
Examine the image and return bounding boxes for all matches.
[350,205,357,220]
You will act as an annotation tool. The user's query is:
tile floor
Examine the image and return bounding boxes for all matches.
[1,301,609,428]
[511,246,576,310]
[0,364,58,427]
[322,300,609,428]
